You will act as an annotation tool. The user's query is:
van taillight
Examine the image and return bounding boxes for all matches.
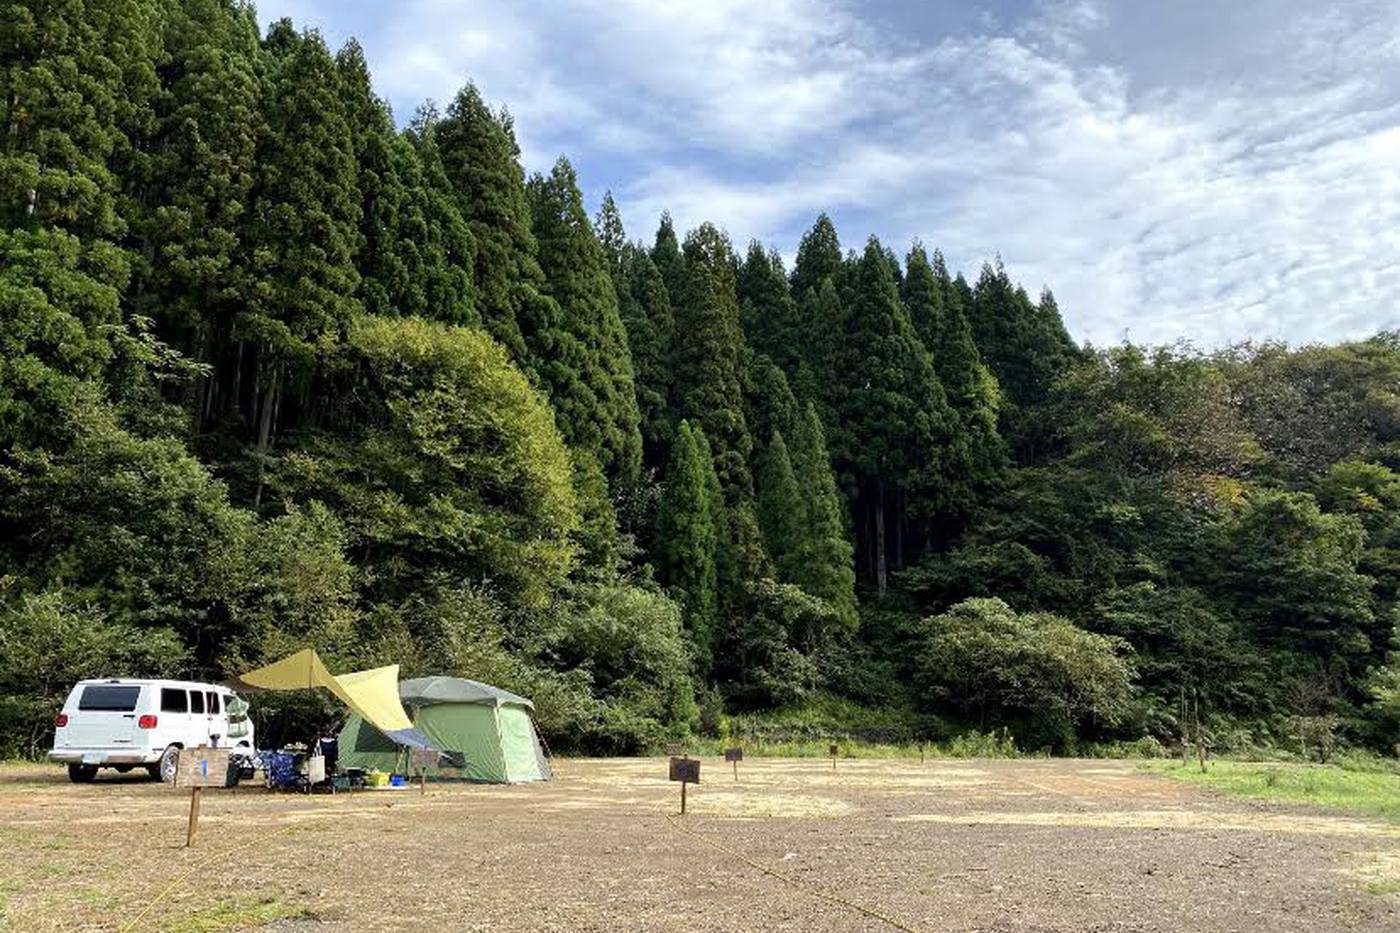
[137,715,158,729]
[54,714,68,728]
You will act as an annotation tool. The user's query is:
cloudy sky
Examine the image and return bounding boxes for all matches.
[257,0,1400,347]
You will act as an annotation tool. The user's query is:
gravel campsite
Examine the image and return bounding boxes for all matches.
[2,757,1397,932]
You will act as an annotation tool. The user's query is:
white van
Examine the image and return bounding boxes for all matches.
[50,679,255,784]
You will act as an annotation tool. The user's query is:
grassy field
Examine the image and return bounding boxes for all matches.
[1146,758,1400,824]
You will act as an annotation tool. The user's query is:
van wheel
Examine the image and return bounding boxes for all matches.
[157,746,181,784]
[67,764,98,783]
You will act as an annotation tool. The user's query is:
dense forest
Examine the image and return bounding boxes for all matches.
[3,0,1398,758]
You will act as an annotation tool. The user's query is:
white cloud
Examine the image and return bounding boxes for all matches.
[257,0,1400,347]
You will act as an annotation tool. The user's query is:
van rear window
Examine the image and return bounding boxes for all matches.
[78,685,141,712]
[161,688,188,713]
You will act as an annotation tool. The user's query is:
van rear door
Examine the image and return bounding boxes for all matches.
[66,684,141,749]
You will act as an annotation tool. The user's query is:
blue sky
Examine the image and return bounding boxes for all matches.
[257,0,1400,347]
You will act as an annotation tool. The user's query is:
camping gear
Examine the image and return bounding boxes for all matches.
[238,649,432,749]
[226,694,252,739]
[262,750,304,790]
[338,677,551,783]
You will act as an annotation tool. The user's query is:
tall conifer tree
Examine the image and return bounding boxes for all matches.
[738,242,801,375]
[434,83,542,364]
[650,211,684,307]
[789,406,858,627]
[756,430,802,582]
[827,237,953,594]
[402,105,477,325]
[243,23,361,502]
[616,244,674,468]
[657,421,720,669]
[133,0,262,422]
[673,223,754,503]
[594,190,626,277]
[790,213,843,307]
[903,244,1006,513]
[527,156,642,486]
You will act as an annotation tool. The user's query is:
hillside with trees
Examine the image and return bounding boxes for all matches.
[3,0,1398,758]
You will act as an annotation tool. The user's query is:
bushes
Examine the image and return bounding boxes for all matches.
[915,597,1136,750]
[0,590,186,757]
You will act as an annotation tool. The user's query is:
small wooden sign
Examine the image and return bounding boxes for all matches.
[829,743,839,770]
[409,748,440,770]
[724,747,743,762]
[175,747,229,848]
[669,756,699,815]
[410,747,440,796]
[669,756,700,783]
[175,747,229,788]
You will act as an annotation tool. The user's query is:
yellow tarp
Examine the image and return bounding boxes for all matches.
[239,648,414,734]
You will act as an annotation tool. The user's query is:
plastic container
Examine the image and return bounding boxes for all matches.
[389,774,406,787]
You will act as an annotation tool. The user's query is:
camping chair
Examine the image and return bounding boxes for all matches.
[262,750,307,791]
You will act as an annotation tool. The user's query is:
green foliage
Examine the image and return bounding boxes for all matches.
[1213,490,1375,664]
[755,431,801,579]
[822,236,954,593]
[738,242,801,375]
[244,23,360,366]
[336,41,475,325]
[673,223,755,502]
[971,261,1078,460]
[528,157,642,486]
[433,83,538,363]
[0,589,186,757]
[615,244,674,467]
[916,597,1136,749]
[538,582,698,750]
[726,579,834,709]
[788,407,858,628]
[275,316,578,609]
[903,243,1005,517]
[136,0,261,349]
[656,421,720,668]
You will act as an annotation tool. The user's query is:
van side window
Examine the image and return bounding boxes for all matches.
[206,692,220,714]
[189,690,205,714]
[161,688,188,713]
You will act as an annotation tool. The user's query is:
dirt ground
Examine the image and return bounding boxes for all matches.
[2,757,1398,932]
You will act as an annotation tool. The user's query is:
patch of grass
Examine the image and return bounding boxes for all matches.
[677,727,1020,760]
[1145,759,1400,823]
[0,877,16,932]
[159,897,310,933]
[655,695,1025,759]
[1363,879,1400,897]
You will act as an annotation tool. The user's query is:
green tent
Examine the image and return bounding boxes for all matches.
[338,677,551,783]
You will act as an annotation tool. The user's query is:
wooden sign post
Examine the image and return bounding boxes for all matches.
[409,748,439,796]
[724,747,743,781]
[174,747,230,847]
[669,756,700,814]
[919,742,925,764]
[829,743,839,771]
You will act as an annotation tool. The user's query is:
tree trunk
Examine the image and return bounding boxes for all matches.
[252,364,281,510]
[874,477,887,597]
